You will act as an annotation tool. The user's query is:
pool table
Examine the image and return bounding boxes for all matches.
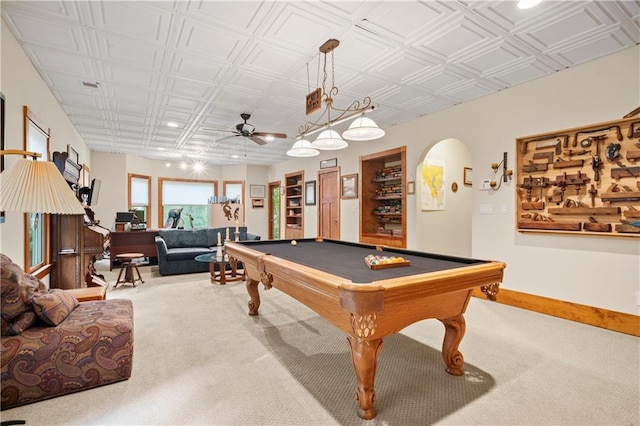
[224,238,505,420]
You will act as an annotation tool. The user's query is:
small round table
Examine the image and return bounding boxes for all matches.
[115,253,145,288]
[195,251,244,285]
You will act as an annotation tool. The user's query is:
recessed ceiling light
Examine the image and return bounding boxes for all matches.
[193,162,205,173]
[157,147,165,151]
[265,135,274,141]
[180,162,187,169]
[517,0,542,9]
[167,122,179,128]
[165,162,171,167]
[232,154,239,159]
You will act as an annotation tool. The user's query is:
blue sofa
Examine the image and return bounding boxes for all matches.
[154,227,259,276]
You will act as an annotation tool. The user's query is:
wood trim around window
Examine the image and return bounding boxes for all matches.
[128,173,152,227]
[157,177,217,228]
[23,105,51,273]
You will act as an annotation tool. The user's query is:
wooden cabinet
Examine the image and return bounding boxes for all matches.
[109,230,159,271]
[285,171,304,239]
[360,147,406,247]
[50,215,107,289]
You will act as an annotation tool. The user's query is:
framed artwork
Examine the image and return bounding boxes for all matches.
[67,144,79,164]
[305,180,316,206]
[407,181,415,194]
[252,199,264,208]
[341,173,358,199]
[464,167,473,186]
[320,158,337,169]
[250,184,265,198]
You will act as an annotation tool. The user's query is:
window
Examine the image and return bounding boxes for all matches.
[128,174,151,226]
[23,106,50,274]
[158,178,217,229]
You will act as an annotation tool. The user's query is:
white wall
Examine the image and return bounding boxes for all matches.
[3,13,638,316]
[0,20,89,264]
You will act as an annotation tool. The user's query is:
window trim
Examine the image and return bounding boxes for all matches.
[128,173,152,227]
[157,177,217,228]
[23,106,51,273]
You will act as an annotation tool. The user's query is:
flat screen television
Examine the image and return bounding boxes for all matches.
[87,178,101,206]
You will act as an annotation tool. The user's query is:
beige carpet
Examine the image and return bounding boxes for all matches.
[2,261,638,425]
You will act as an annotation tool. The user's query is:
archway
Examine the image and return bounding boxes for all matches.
[414,138,473,257]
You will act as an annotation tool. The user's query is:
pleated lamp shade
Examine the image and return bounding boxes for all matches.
[0,158,86,214]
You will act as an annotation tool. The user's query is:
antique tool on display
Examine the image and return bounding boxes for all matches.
[553,157,584,169]
[522,161,548,173]
[574,125,622,147]
[626,150,640,162]
[583,217,612,233]
[591,135,606,182]
[520,135,567,154]
[588,184,598,207]
[627,122,640,138]
[611,166,640,179]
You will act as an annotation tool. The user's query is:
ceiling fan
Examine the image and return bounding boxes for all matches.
[211,113,287,145]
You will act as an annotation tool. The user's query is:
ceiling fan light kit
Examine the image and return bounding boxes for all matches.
[286,139,320,157]
[288,38,384,157]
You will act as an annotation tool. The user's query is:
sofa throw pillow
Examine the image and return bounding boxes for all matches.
[32,289,79,326]
[1,253,47,336]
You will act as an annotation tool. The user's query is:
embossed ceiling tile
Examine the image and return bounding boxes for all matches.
[243,40,308,78]
[88,1,172,44]
[55,92,102,109]
[425,16,498,60]
[264,3,344,50]
[459,43,524,74]
[165,76,215,100]
[520,6,611,49]
[183,0,279,32]
[444,82,494,102]
[96,33,163,69]
[368,49,435,84]
[170,53,226,82]
[23,45,94,76]
[2,13,88,53]
[331,32,396,71]
[110,85,154,104]
[158,109,196,122]
[103,63,156,88]
[412,66,468,92]
[554,34,632,65]
[361,1,446,41]
[490,60,548,86]
[111,102,149,115]
[226,69,281,94]
[161,94,206,113]
[175,16,248,63]
[472,0,562,32]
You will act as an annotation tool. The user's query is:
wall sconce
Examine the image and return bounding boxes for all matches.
[489,152,513,190]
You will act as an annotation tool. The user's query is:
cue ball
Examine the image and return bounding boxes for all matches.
[291,240,297,246]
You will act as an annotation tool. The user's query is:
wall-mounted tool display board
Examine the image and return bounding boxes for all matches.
[516,116,640,238]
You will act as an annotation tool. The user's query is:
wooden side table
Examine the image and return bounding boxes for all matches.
[65,286,107,302]
[115,252,145,287]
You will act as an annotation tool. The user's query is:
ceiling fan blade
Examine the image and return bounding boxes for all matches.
[249,136,267,145]
[216,134,242,143]
[253,131,287,139]
[201,127,239,134]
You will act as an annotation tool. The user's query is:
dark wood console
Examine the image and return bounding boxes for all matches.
[110,230,159,270]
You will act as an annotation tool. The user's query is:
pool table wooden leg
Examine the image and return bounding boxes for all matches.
[347,336,384,420]
[246,278,261,316]
[440,314,466,376]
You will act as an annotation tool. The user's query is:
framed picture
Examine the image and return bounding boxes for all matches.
[463,167,473,186]
[407,181,415,195]
[82,164,91,187]
[305,180,316,206]
[341,173,358,199]
[67,144,79,165]
[252,199,264,208]
[320,158,337,169]
[249,184,265,198]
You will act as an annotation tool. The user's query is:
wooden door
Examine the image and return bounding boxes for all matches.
[318,168,340,239]
[268,181,281,240]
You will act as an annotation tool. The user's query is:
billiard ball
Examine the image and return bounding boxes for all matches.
[291,240,297,246]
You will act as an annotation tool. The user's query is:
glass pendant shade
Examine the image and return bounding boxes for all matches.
[311,129,348,150]
[342,116,385,141]
[287,139,320,157]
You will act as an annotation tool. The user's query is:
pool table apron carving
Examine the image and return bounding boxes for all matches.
[226,240,505,420]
